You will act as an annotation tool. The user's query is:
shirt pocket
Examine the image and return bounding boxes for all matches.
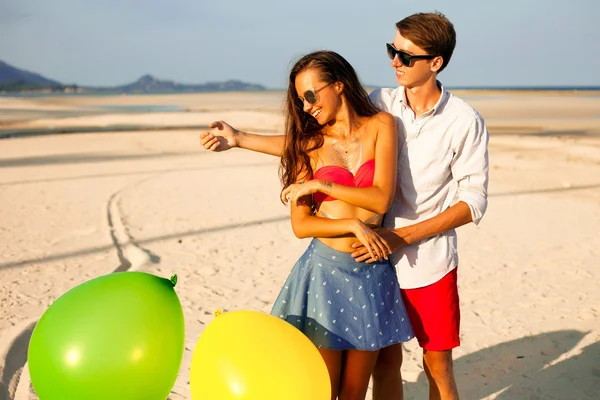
[406,146,453,193]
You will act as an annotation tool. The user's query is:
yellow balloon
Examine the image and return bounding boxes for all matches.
[190,310,331,400]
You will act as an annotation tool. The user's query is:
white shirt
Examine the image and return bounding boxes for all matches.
[370,84,489,289]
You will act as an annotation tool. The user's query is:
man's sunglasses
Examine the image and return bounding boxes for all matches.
[298,82,334,105]
[386,43,436,66]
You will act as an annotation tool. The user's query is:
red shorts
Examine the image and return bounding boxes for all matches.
[400,268,460,351]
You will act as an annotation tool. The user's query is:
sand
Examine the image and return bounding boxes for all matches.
[0,91,599,400]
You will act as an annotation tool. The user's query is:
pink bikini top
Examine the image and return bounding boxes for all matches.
[313,159,375,203]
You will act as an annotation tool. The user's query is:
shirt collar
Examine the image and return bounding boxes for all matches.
[398,80,449,115]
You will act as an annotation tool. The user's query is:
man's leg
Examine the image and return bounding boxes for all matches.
[401,268,461,400]
[423,349,458,400]
[372,343,404,400]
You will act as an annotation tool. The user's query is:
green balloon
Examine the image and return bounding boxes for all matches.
[28,271,185,400]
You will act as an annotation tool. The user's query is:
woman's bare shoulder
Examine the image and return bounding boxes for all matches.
[365,112,397,135]
[372,111,396,126]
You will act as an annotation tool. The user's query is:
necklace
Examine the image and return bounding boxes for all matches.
[330,136,363,172]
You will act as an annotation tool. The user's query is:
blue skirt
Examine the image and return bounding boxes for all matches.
[271,239,414,350]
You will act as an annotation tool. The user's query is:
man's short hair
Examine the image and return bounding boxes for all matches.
[396,12,457,73]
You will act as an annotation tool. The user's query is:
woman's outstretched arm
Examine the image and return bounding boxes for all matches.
[199,120,285,156]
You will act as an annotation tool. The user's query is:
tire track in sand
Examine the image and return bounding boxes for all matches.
[1,176,160,400]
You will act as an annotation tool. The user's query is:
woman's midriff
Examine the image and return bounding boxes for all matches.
[314,200,383,253]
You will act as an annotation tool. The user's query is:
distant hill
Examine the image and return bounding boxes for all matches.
[0,60,61,86]
[0,60,68,91]
[0,60,266,93]
[91,74,266,94]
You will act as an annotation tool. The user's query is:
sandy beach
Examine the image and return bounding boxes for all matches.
[0,91,599,400]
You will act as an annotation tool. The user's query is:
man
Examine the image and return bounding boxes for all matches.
[200,12,489,400]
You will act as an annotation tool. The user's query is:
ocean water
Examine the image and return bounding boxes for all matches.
[84,105,183,112]
[1,89,599,140]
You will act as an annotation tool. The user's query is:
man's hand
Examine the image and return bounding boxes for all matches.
[199,120,239,152]
[351,227,410,263]
[349,220,392,262]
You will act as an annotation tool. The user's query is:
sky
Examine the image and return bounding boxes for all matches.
[1,0,599,89]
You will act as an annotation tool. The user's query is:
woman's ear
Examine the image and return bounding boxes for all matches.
[335,82,344,93]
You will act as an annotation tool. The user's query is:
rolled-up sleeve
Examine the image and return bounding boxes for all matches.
[451,115,489,225]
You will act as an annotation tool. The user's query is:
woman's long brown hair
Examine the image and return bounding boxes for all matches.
[279,50,379,201]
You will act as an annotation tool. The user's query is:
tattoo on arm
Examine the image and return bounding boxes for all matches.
[323,180,332,195]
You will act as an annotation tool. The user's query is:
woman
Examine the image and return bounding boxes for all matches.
[271,50,414,400]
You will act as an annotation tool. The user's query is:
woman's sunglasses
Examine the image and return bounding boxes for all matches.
[386,43,436,67]
[297,82,334,105]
